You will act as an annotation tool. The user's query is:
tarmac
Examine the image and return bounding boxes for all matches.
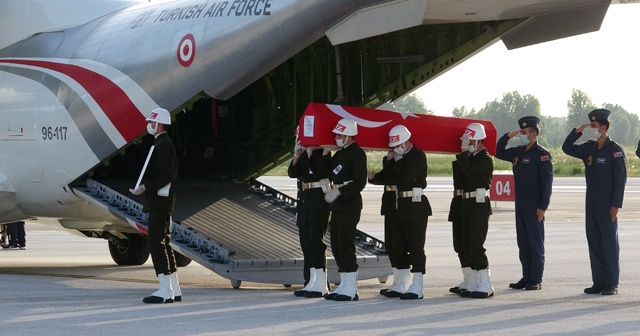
[2,177,640,336]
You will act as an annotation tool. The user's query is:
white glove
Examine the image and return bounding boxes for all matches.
[293,140,304,158]
[393,153,403,161]
[324,189,341,203]
[129,184,146,195]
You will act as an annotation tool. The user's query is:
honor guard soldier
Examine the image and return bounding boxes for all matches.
[455,123,495,298]
[288,127,332,298]
[382,125,432,299]
[562,108,627,295]
[496,116,553,291]
[130,108,181,304]
[323,118,367,301]
[368,151,401,296]
[449,144,471,294]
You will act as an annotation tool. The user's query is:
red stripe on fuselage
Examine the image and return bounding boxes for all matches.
[3,59,145,141]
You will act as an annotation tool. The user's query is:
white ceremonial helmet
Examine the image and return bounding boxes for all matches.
[388,125,411,147]
[462,123,486,140]
[146,108,172,125]
[332,118,358,136]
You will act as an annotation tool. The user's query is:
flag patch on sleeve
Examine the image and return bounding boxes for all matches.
[540,155,550,161]
[614,151,623,158]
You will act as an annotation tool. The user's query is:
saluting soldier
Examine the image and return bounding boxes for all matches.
[562,108,627,295]
[288,127,332,298]
[495,116,553,291]
[455,123,495,299]
[382,125,432,300]
[323,118,367,301]
[368,151,401,296]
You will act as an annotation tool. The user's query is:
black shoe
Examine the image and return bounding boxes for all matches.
[304,291,324,298]
[143,295,173,304]
[399,292,423,300]
[458,289,471,297]
[584,284,605,294]
[469,291,494,299]
[174,295,182,302]
[293,289,308,297]
[383,290,403,298]
[525,282,542,290]
[509,279,528,289]
[449,286,460,293]
[324,292,338,300]
[601,285,618,295]
[379,288,389,295]
[333,293,359,301]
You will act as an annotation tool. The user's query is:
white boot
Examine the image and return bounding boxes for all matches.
[143,274,174,303]
[470,268,494,298]
[324,272,344,300]
[294,266,317,297]
[456,267,472,292]
[334,272,359,301]
[380,268,399,295]
[305,268,328,298]
[170,272,182,302]
[459,269,478,297]
[400,272,424,300]
[384,268,411,297]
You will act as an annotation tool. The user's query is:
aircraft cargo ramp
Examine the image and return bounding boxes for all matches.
[74,178,391,288]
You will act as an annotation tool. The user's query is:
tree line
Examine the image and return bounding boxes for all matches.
[381,89,640,149]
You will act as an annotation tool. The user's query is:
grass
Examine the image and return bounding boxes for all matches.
[266,147,640,177]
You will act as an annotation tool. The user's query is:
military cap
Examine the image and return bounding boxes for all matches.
[588,108,611,122]
[518,116,540,129]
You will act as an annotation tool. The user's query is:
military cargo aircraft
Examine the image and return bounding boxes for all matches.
[0,0,620,287]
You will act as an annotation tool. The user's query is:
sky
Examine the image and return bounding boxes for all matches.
[416,4,640,119]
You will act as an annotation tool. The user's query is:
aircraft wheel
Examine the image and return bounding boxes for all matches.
[174,251,192,267]
[108,233,149,265]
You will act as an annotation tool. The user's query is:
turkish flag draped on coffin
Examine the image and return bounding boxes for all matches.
[298,103,497,155]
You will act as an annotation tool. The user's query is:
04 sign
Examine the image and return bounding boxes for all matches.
[491,173,515,202]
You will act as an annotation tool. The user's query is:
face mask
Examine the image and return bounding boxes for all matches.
[589,127,602,139]
[518,134,530,145]
[336,138,345,148]
[147,123,158,135]
[393,147,405,155]
[467,145,476,153]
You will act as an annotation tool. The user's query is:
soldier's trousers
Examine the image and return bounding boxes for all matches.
[147,209,177,275]
[330,209,361,273]
[461,215,489,270]
[515,205,545,283]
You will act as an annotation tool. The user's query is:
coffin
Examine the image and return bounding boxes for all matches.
[298,103,497,155]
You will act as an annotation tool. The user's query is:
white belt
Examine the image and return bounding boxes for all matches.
[454,189,463,197]
[461,189,489,199]
[302,182,322,190]
[332,180,353,189]
[385,185,397,192]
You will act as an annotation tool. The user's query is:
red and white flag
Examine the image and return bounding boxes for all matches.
[298,103,497,155]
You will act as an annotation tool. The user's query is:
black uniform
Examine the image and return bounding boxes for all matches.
[455,149,493,271]
[496,135,553,284]
[385,147,432,273]
[288,149,331,273]
[293,178,309,284]
[562,130,626,288]
[328,142,367,273]
[368,156,398,268]
[449,161,468,268]
[143,133,179,276]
